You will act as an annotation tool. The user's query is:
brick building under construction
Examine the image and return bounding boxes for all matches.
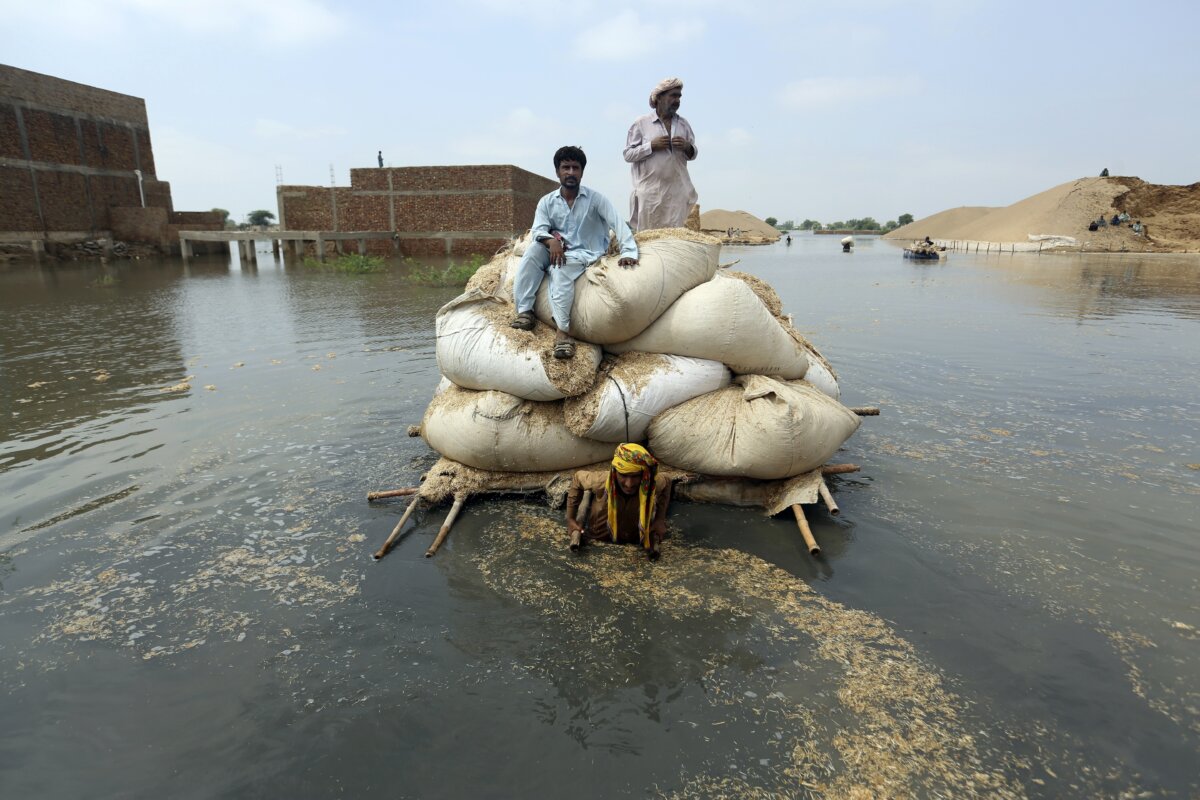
[0,64,221,255]
[277,165,557,258]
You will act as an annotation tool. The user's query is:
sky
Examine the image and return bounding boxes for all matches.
[5,0,1198,226]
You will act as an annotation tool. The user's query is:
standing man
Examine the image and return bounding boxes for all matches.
[510,146,638,359]
[377,150,384,167]
[623,77,698,231]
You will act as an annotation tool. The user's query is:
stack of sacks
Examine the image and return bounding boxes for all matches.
[421,229,859,478]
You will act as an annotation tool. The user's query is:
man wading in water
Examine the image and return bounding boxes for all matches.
[566,443,672,560]
[510,146,638,359]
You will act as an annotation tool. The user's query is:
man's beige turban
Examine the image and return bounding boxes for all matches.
[649,77,683,107]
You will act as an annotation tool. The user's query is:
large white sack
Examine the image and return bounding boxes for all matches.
[516,232,720,344]
[798,343,839,400]
[607,274,810,379]
[421,383,614,472]
[724,270,840,398]
[435,290,600,401]
[563,352,730,442]
[648,375,861,479]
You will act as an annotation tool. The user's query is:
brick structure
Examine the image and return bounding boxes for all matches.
[278,164,558,257]
[0,64,222,252]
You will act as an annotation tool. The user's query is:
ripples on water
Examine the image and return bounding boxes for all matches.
[0,240,1197,797]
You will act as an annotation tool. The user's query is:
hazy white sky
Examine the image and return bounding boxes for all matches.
[5,0,1197,225]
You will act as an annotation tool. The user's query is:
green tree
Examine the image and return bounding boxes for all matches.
[799,219,820,231]
[884,220,898,231]
[826,221,846,230]
[779,220,795,230]
[247,209,276,227]
[898,213,914,226]
[765,216,779,227]
[211,208,230,226]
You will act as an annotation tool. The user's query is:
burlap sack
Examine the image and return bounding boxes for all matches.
[517,233,720,344]
[647,375,860,479]
[421,383,614,472]
[607,274,810,379]
[562,352,730,442]
[435,290,600,401]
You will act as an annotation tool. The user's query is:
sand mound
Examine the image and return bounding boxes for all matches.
[885,177,1200,252]
[699,209,781,242]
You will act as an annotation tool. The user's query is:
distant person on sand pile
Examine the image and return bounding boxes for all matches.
[1101,168,1109,177]
[624,77,698,231]
[566,443,672,560]
[510,145,638,360]
[1097,215,1107,227]
[378,150,383,167]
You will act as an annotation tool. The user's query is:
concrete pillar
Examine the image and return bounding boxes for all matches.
[31,239,44,262]
[316,234,326,262]
[271,239,280,258]
[180,237,192,260]
[358,238,366,255]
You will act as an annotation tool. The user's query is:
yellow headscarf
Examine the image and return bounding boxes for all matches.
[605,443,659,550]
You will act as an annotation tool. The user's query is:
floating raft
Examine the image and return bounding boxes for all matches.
[369,456,866,561]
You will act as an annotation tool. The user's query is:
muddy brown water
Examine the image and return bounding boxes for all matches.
[1,236,1198,798]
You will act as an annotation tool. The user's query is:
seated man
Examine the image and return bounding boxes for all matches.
[510,145,638,359]
[566,443,672,560]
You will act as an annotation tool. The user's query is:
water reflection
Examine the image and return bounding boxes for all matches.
[0,242,1198,797]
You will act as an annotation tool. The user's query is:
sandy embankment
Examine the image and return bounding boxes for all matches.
[884,177,1200,253]
[699,209,781,245]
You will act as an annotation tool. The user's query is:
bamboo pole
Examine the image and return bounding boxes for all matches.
[366,487,419,501]
[849,406,880,416]
[791,504,821,555]
[570,489,592,551]
[425,494,466,558]
[818,480,840,516]
[373,494,421,560]
[821,463,860,475]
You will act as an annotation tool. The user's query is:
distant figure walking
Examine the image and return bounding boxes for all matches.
[378,151,384,168]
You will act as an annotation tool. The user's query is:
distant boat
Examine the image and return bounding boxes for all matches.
[903,242,945,260]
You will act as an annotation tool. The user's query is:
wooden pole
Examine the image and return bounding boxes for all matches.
[570,490,592,551]
[373,495,421,560]
[818,480,840,516]
[366,487,419,501]
[425,494,466,558]
[849,406,880,416]
[791,504,821,555]
[821,463,861,475]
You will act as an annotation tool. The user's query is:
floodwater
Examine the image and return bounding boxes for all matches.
[1,234,1197,798]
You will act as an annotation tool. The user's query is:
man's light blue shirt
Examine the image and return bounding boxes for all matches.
[530,185,638,264]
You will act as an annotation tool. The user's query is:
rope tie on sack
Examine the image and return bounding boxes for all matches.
[607,374,631,443]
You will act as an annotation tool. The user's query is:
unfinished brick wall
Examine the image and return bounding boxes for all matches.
[279,164,557,257]
[0,65,172,239]
[112,206,168,244]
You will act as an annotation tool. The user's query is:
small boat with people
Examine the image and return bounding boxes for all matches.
[903,237,945,260]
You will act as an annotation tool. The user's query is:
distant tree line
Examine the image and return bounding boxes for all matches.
[770,213,914,232]
[211,208,277,229]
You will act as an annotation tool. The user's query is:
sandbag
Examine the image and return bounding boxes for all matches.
[725,270,839,398]
[563,352,730,442]
[800,352,839,400]
[647,375,860,479]
[435,290,600,401]
[607,274,810,379]
[517,233,720,344]
[421,384,614,472]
